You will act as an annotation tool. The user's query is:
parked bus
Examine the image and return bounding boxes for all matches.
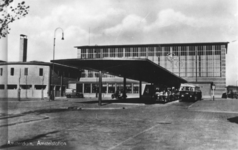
[179,84,202,102]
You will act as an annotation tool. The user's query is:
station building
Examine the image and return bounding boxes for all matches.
[74,42,228,97]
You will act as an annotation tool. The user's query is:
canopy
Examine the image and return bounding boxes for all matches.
[52,58,187,86]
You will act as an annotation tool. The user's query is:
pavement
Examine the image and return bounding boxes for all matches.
[1,97,238,117]
[1,97,238,149]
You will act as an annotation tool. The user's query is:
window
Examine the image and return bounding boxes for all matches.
[148,47,154,56]
[0,84,4,89]
[156,46,162,56]
[88,71,93,78]
[10,68,14,76]
[24,68,28,76]
[88,49,93,58]
[39,68,43,76]
[20,85,32,90]
[215,45,221,55]
[181,46,186,56]
[84,83,91,93]
[189,46,195,55]
[125,48,131,57]
[35,85,46,90]
[95,49,101,58]
[103,49,108,58]
[206,45,212,55]
[133,84,139,93]
[164,46,170,56]
[0,68,3,76]
[7,84,17,89]
[197,46,203,55]
[110,48,115,57]
[81,49,87,59]
[173,46,179,56]
[92,84,98,93]
[133,47,138,57]
[118,48,123,57]
[140,47,146,57]
[108,84,115,93]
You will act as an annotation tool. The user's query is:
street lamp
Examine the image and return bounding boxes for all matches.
[50,27,64,100]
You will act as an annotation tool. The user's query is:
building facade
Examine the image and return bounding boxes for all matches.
[0,61,80,99]
[75,42,228,97]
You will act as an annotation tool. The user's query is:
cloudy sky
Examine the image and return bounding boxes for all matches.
[6,0,238,85]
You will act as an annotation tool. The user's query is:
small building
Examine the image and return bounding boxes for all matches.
[0,61,81,99]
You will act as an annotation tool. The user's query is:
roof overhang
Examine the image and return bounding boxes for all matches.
[51,58,187,86]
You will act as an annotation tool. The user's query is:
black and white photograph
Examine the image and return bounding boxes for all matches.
[0,0,238,149]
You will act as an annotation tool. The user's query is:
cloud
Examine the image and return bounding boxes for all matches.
[105,14,147,35]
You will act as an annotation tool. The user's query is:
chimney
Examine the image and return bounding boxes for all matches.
[19,34,28,62]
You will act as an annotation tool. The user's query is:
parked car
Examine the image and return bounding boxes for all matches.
[111,90,127,99]
[179,84,202,102]
[154,87,179,103]
[65,89,84,98]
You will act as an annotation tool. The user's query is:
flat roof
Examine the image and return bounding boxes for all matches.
[52,58,187,86]
[0,61,79,70]
[75,42,229,49]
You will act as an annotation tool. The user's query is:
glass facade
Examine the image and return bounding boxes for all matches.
[79,44,225,78]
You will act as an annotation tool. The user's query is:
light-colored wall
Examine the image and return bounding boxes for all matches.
[0,64,50,99]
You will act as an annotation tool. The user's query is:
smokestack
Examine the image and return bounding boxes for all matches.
[19,34,28,62]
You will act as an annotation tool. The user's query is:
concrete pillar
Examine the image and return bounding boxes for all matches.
[82,83,84,94]
[139,80,142,99]
[60,75,63,96]
[123,77,126,99]
[131,83,134,94]
[106,83,108,94]
[98,71,102,106]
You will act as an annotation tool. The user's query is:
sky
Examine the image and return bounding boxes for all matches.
[5,0,238,85]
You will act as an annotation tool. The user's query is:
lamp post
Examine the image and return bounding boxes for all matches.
[50,27,64,100]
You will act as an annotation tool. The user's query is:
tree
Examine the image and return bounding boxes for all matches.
[0,0,29,38]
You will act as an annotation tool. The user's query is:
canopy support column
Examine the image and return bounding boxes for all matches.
[98,71,102,106]
[123,77,126,100]
[139,80,142,99]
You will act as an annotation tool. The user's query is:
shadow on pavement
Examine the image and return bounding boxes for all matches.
[227,116,238,124]
[77,98,172,105]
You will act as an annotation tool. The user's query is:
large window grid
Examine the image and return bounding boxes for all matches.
[79,44,223,78]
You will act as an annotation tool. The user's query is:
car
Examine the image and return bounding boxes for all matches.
[65,89,84,98]
[179,84,202,102]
